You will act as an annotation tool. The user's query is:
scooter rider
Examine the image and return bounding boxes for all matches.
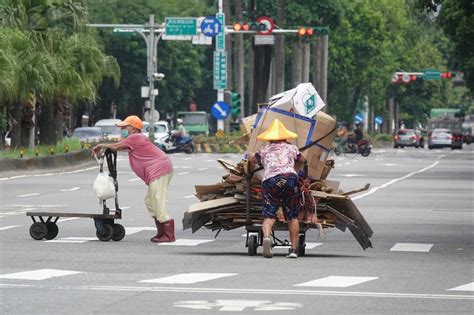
[171,118,188,147]
[91,115,176,243]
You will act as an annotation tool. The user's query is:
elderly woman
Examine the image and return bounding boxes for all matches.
[249,119,304,259]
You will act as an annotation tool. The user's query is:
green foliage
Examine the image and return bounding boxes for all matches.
[0,137,83,159]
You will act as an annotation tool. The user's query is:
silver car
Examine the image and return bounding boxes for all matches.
[428,128,452,149]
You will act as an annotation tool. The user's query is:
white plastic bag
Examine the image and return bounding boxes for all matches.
[93,172,116,200]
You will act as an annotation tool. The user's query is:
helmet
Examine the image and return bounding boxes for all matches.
[177,118,183,124]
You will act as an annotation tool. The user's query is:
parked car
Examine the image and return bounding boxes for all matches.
[462,122,472,145]
[428,128,462,150]
[94,119,122,141]
[393,129,424,148]
[141,121,170,143]
[71,127,103,143]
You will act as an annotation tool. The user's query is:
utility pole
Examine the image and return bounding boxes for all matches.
[87,17,164,140]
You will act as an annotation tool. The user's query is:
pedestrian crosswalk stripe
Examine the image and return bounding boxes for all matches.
[0,225,20,231]
[157,239,214,246]
[125,227,155,235]
[46,237,97,243]
[273,242,323,250]
[447,282,474,292]
[390,243,433,252]
[0,269,82,280]
[140,273,237,284]
[294,276,378,288]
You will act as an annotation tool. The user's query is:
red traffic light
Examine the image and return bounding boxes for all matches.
[441,72,452,78]
[298,27,314,37]
[233,22,250,31]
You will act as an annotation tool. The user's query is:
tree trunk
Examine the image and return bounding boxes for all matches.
[312,37,322,93]
[10,103,21,149]
[252,44,272,113]
[273,0,285,94]
[247,44,254,114]
[38,102,56,145]
[291,41,303,87]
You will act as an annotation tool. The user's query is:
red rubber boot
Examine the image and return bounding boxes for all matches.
[150,218,164,242]
[153,219,175,243]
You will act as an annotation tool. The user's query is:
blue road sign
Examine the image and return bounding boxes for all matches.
[374,115,384,125]
[354,112,364,123]
[201,16,221,37]
[211,101,229,119]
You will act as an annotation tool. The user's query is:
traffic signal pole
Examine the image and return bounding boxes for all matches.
[87,17,164,140]
[216,0,225,131]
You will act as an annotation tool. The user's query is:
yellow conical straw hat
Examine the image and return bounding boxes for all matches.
[257,119,298,141]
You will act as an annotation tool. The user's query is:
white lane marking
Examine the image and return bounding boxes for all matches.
[57,217,80,223]
[128,178,141,182]
[182,157,192,161]
[177,172,190,175]
[294,276,378,288]
[447,282,474,292]
[0,269,82,280]
[174,166,192,169]
[174,300,303,311]
[341,174,364,177]
[125,227,155,236]
[46,237,97,243]
[60,187,80,192]
[17,193,40,198]
[0,166,97,181]
[157,239,214,246]
[390,243,433,252]
[197,168,208,171]
[273,243,323,250]
[140,273,237,284]
[2,283,472,301]
[353,161,439,200]
[184,195,196,199]
[0,225,20,231]
[381,163,397,166]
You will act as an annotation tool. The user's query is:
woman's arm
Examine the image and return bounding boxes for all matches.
[91,142,129,154]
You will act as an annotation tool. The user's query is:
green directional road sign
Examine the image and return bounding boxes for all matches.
[213,51,227,90]
[423,69,441,80]
[216,13,225,51]
[165,17,197,36]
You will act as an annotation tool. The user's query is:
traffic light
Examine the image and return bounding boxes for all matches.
[230,92,241,120]
[441,72,452,79]
[233,22,267,32]
[298,26,329,37]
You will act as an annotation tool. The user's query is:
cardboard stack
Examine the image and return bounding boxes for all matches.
[182,83,373,250]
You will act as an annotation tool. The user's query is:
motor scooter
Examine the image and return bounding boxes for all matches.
[334,137,372,157]
[156,132,195,154]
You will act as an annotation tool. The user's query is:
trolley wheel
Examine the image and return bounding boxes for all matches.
[111,223,126,241]
[30,222,48,240]
[96,224,114,241]
[297,234,306,257]
[247,235,258,256]
[45,222,59,240]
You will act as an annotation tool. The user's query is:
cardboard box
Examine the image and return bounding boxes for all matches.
[240,114,258,135]
[268,83,326,118]
[248,108,336,180]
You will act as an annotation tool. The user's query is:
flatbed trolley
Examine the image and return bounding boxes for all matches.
[243,163,309,257]
[26,149,125,242]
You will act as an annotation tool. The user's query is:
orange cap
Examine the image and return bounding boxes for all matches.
[115,115,144,129]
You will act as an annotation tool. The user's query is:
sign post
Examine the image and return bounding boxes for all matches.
[215,1,226,132]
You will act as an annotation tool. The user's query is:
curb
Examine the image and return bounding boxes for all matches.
[0,149,96,177]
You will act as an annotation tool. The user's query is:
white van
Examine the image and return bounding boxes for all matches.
[94,119,122,142]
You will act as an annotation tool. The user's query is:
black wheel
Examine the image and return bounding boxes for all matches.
[428,145,433,150]
[394,144,399,149]
[184,142,195,154]
[96,224,114,241]
[334,146,341,156]
[415,145,419,149]
[30,222,48,240]
[297,234,306,257]
[343,143,358,158]
[360,147,370,157]
[111,223,126,241]
[400,145,404,149]
[45,222,59,240]
[247,235,258,256]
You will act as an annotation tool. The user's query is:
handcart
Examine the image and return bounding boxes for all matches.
[26,149,125,242]
[243,163,311,257]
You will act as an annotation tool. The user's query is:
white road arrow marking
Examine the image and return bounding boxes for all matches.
[60,187,80,192]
